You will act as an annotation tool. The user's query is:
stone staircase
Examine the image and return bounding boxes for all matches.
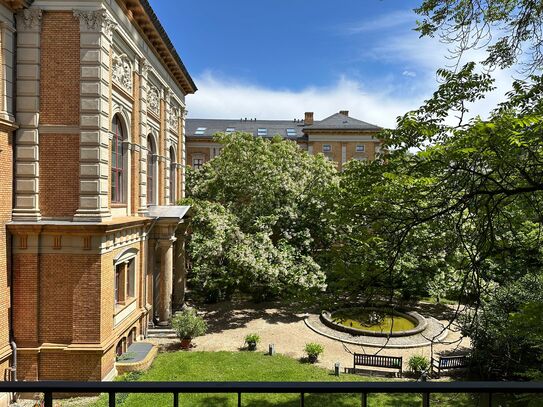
[147,327,177,339]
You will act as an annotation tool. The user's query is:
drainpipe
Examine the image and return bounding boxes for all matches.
[10,3,18,384]
[9,341,16,381]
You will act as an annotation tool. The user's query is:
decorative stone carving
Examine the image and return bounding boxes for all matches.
[73,9,115,38]
[19,8,42,30]
[168,104,179,129]
[112,52,133,93]
[148,84,160,115]
[140,59,152,79]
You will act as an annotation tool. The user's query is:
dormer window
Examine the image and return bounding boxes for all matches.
[257,128,267,136]
[195,127,206,135]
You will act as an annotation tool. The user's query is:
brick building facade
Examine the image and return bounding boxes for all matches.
[186,111,383,171]
[0,0,196,393]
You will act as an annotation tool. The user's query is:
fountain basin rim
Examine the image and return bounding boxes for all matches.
[320,307,427,337]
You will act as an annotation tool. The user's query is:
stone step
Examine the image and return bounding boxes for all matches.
[148,328,175,334]
[147,328,177,339]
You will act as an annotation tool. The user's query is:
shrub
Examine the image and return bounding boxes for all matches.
[171,308,208,340]
[408,355,430,374]
[305,342,324,360]
[245,333,261,344]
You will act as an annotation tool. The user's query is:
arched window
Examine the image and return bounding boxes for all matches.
[169,146,176,204]
[147,135,156,205]
[111,115,126,203]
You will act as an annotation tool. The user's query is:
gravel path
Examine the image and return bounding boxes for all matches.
[151,301,472,377]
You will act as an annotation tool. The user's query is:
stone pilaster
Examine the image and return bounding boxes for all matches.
[13,9,42,221]
[178,107,186,199]
[157,237,175,324]
[73,9,114,222]
[172,226,187,310]
[158,90,165,205]
[163,90,171,204]
[138,60,150,215]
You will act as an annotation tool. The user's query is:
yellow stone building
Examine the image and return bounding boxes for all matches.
[186,111,383,171]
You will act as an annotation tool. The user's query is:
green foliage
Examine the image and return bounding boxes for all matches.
[186,133,337,301]
[116,352,137,362]
[332,63,543,379]
[408,355,430,374]
[463,273,543,380]
[304,342,325,358]
[415,0,543,72]
[244,333,261,345]
[171,308,208,340]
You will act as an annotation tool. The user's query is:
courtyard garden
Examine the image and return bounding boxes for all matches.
[95,351,486,407]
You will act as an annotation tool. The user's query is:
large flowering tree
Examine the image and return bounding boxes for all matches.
[185,133,338,302]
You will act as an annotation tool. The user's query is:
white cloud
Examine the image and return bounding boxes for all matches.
[187,66,517,130]
[186,71,421,128]
[186,9,520,129]
[402,70,417,77]
[342,10,416,34]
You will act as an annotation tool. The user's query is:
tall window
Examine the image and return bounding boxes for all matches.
[114,263,123,305]
[169,146,176,204]
[111,115,126,203]
[147,135,156,205]
[114,258,135,306]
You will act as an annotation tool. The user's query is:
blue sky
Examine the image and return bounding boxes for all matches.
[149,0,516,127]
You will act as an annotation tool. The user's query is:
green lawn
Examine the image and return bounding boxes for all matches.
[90,351,496,407]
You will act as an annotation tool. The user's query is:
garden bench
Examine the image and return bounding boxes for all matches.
[353,353,403,377]
[431,355,469,378]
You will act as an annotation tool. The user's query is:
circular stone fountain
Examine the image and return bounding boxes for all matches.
[304,305,448,348]
[320,307,427,337]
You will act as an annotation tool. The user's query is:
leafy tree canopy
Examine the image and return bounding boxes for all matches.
[185,133,338,302]
[415,0,543,72]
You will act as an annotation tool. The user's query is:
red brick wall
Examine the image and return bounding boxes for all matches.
[12,252,39,345]
[39,135,80,218]
[38,11,81,218]
[39,11,80,125]
[0,130,12,380]
[39,253,101,344]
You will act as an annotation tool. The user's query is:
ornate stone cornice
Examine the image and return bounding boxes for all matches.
[18,8,42,30]
[73,9,115,38]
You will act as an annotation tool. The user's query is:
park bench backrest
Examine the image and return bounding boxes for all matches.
[439,355,469,369]
[354,353,402,369]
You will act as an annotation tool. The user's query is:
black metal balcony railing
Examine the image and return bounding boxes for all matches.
[1,380,543,407]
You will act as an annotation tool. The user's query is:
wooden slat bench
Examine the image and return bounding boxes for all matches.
[353,353,403,377]
[431,355,469,378]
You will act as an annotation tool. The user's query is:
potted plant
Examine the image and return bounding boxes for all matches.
[304,342,324,363]
[171,308,208,350]
[408,355,430,376]
[244,333,261,351]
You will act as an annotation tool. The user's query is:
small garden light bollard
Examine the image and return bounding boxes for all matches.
[334,362,340,376]
[269,344,275,356]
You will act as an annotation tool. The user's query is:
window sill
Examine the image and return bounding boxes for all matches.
[114,297,136,316]
[111,203,128,208]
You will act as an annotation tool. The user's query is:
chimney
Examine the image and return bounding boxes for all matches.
[304,112,314,125]
[339,110,349,116]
